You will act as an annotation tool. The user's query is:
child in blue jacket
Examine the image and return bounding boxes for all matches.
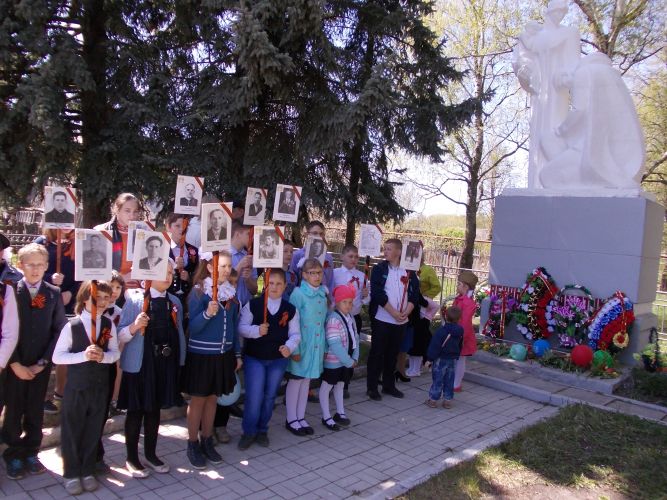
[425,306,463,409]
[183,251,240,469]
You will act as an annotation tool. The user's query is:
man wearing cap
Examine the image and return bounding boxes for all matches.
[451,270,479,392]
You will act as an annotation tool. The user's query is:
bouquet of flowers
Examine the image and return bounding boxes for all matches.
[546,285,595,348]
[588,291,634,352]
[475,286,490,317]
[481,292,518,339]
[514,267,558,340]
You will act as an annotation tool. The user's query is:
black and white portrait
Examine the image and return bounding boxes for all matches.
[272,183,301,223]
[174,175,204,215]
[358,224,382,257]
[304,235,327,265]
[75,229,112,281]
[243,187,267,225]
[132,229,170,280]
[400,239,422,271]
[253,225,284,268]
[82,234,107,269]
[43,186,76,229]
[126,221,151,261]
[200,202,232,252]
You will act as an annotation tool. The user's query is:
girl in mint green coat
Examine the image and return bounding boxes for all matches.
[284,259,328,436]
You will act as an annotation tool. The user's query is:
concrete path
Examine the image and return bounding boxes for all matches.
[0,375,555,499]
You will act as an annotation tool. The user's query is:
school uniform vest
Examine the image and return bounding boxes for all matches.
[245,296,296,360]
[66,316,111,391]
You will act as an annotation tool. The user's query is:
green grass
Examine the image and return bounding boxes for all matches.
[400,404,667,500]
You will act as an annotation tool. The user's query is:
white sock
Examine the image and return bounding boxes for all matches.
[319,382,333,420]
[297,378,311,422]
[408,356,421,375]
[454,357,466,388]
[285,379,302,427]
[333,382,345,416]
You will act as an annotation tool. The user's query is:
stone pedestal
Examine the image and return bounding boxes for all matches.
[484,190,663,365]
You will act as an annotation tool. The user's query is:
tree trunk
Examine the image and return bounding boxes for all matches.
[80,0,109,227]
[461,185,478,269]
[345,142,363,245]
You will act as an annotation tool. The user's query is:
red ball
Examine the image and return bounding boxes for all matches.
[571,345,594,368]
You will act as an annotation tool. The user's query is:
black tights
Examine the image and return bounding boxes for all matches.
[125,409,160,466]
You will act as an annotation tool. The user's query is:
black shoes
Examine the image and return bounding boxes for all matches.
[285,420,307,436]
[366,389,382,401]
[382,387,404,398]
[237,434,255,450]
[333,413,351,426]
[321,418,341,431]
[395,371,411,383]
[298,420,314,435]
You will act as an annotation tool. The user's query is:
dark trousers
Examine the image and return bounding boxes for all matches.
[125,409,160,465]
[214,405,230,428]
[2,366,51,461]
[366,319,405,392]
[96,363,118,462]
[343,314,363,390]
[61,385,108,478]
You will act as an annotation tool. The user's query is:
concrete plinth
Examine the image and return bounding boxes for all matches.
[486,191,663,365]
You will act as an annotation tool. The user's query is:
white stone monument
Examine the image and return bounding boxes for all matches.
[485,0,663,364]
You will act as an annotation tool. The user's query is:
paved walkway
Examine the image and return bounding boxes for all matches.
[1,375,555,500]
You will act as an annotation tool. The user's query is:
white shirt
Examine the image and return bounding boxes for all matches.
[332,266,370,316]
[0,285,19,369]
[375,264,409,325]
[53,310,120,365]
[238,297,301,353]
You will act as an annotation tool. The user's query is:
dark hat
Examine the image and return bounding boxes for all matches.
[458,270,478,290]
[0,232,9,251]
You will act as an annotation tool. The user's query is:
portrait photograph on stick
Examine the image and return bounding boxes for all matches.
[400,239,423,271]
[272,183,301,223]
[200,202,232,252]
[74,229,113,281]
[252,225,284,268]
[126,220,152,261]
[358,223,383,257]
[174,175,204,215]
[131,229,170,281]
[43,186,76,229]
[243,187,267,225]
[304,235,327,265]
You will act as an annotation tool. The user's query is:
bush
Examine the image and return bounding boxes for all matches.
[632,368,667,398]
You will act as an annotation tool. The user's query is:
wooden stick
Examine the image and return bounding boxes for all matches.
[56,229,62,274]
[180,217,189,262]
[141,281,152,336]
[212,251,219,302]
[90,280,98,344]
[247,227,254,256]
[263,268,271,323]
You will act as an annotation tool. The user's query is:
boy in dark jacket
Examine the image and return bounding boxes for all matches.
[425,306,463,409]
[3,243,67,479]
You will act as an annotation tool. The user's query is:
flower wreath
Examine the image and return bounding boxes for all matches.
[514,267,558,340]
[546,284,595,348]
[588,291,634,352]
[481,292,518,339]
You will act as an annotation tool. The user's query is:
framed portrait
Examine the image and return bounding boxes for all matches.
[400,239,423,271]
[304,235,327,265]
[174,175,204,215]
[43,186,76,230]
[126,221,152,261]
[74,229,112,281]
[200,202,232,252]
[252,225,284,268]
[243,187,267,226]
[272,184,301,223]
[358,224,383,257]
[131,229,170,281]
